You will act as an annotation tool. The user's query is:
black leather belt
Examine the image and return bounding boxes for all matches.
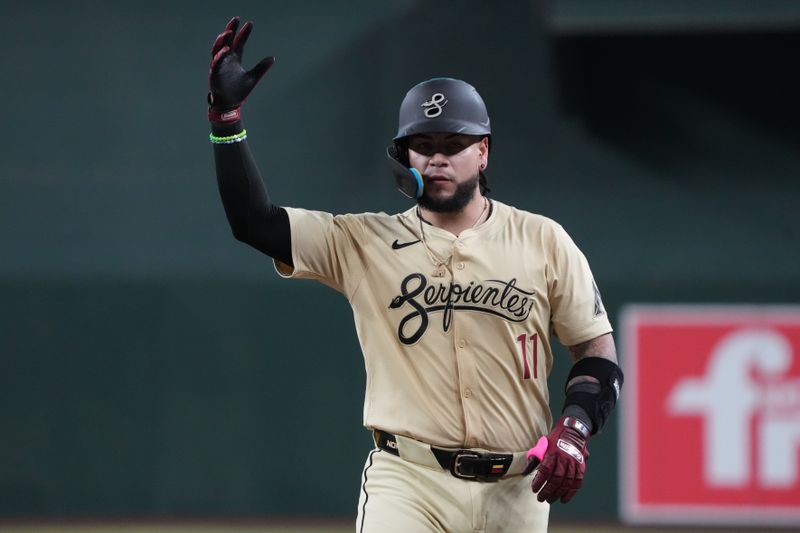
[375,430,514,482]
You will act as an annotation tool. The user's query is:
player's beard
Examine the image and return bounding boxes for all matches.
[417,172,480,213]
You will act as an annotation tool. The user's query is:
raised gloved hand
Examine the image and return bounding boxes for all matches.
[208,16,275,123]
[524,416,590,504]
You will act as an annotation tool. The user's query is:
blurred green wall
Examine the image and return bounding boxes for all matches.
[1,0,798,522]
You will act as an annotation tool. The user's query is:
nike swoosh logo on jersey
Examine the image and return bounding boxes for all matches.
[391,239,421,250]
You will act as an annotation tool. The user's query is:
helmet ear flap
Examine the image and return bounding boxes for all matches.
[386,142,423,199]
[394,139,409,166]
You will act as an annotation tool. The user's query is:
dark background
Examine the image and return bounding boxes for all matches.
[1,0,798,523]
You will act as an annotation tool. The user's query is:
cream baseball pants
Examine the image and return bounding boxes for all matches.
[356,448,550,533]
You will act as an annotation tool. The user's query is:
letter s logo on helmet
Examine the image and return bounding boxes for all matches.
[421,93,448,118]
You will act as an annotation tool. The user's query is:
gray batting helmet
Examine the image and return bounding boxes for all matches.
[394,77,491,141]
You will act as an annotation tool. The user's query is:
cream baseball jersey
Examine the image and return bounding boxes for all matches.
[275,199,612,452]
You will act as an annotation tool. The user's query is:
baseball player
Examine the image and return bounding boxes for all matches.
[207,17,624,533]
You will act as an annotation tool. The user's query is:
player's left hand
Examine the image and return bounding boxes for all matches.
[525,416,590,504]
[208,16,275,122]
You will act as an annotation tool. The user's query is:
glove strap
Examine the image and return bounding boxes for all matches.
[208,107,241,123]
[561,416,591,439]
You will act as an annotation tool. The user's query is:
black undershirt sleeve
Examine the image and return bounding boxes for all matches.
[211,120,293,267]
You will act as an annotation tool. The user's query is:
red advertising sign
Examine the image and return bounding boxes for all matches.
[620,305,800,527]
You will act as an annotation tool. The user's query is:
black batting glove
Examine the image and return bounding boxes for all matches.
[208,16,275,123]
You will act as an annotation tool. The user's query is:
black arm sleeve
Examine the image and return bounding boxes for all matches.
[211,120,293,267]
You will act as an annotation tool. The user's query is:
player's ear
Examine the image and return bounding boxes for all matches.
[479,137,489,170]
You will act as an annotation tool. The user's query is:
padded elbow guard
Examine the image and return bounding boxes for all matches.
[563,357,624,435]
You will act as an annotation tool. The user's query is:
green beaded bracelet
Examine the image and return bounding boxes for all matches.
[209,130,247,144]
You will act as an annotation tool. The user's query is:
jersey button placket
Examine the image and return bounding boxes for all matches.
[452,244,465,273]
[456,335,479,445]
[452,245,479,446]
[457,339,469,400]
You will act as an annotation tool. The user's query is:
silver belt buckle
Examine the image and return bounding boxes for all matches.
[452,451,481,479]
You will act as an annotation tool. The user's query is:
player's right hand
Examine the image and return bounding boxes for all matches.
[208,16,275,123]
